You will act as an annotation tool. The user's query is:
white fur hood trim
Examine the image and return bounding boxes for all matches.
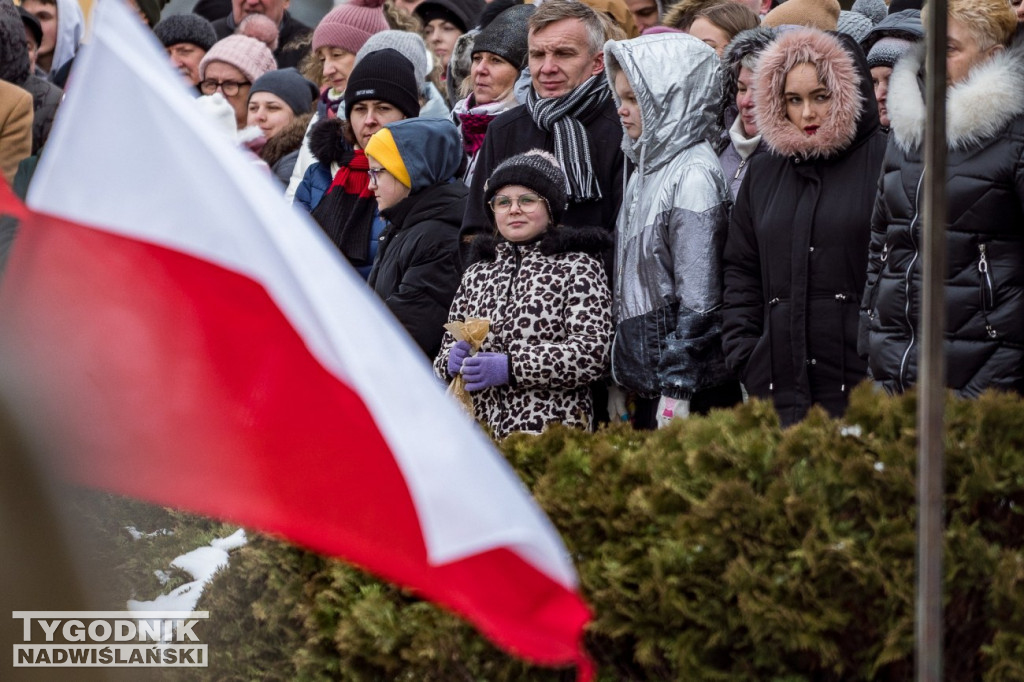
[889,37,1024,152]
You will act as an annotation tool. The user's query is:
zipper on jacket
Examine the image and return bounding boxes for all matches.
[734,158,747,180]
[978,243,998,338]
[767,297,780,392]
[835,293,850,392]
[898,172,926,392]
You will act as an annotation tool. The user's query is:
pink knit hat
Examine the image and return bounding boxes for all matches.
[312,0,389,54]
[199,35,277,83]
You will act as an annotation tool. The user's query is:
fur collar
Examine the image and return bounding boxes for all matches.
[260,112,312,168]
[309,116,353,167]
[754,28,864,160]
[888,36,1024,152]
[469,225,612,264]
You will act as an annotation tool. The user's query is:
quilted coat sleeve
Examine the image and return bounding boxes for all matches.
[292,162,320,214]
[380,227,462,359]
[859,152,892,359]
[657,163,733,398]
[721,166,764,377]
[510,254,613,389]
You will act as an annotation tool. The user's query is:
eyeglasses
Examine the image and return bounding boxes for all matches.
[367,167,390,185]
[199,79,250,96]
[489,193,544,213]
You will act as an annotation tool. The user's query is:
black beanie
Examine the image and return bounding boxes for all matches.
[250,68,319,115]
[344,48,420,120]
[472,3,535,69]
[484,150,568,226]
[154,14,218,51]
[415,0,484,33]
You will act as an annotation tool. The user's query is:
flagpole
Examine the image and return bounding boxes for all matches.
[918,1,947,681]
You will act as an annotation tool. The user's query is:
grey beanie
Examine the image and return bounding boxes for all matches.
[154,14,218,52]
[249,68,319,115]
[355,30,429,85]
[866,35,914,69]
[471,3,535,69]
[851,0,887,26]
[484,150,568,226]
[836,10,872,44]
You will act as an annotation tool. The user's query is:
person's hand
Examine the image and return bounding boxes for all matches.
[656,396,690,428]
[461,352,509,391]
[607,384,630,422]
[447,340,472,377]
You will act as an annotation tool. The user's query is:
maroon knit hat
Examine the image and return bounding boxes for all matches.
[312,0,389,54]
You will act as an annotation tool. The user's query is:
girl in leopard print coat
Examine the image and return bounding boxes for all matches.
[434,151,613,439]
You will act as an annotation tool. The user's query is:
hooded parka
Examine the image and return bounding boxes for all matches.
[722,29,886,425]
[860,32,1024,396]
[433,227,613,439]
[604,34,734,400]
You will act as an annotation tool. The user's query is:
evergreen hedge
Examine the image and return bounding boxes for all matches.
[115,385,1024,680]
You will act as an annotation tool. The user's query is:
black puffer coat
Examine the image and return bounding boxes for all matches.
[860,34,1024,396]
[722,30,886,426]
[368,182,467,360]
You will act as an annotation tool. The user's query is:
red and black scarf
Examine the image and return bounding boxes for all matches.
[311,149,378,267]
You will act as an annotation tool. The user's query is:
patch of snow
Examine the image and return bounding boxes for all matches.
[839,424,863,438]
[874,461,885,472]
[125,526,173,540]
[128,529,248,629]
[154,569,171,586]
[211,528,247,552]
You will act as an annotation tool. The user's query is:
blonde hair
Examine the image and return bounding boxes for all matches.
[926,0,1016,49]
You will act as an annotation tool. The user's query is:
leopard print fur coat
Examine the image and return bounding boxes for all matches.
[434,226,613,439]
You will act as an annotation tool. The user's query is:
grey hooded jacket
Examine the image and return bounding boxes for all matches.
[604,34,733,399]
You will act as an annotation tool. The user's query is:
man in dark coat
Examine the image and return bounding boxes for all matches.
[861,0,1024,397]
[207,0,311,69]
[458,0,623,269]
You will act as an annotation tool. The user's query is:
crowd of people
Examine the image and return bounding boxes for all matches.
[2,0,1023,437]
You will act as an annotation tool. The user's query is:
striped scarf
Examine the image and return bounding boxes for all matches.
[525,75,610,203]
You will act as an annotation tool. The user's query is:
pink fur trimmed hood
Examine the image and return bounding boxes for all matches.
[754,28,866,160]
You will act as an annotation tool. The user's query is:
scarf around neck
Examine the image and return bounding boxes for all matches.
[454,95,513,156]
[525,74,610,203]
[311,148,378,267]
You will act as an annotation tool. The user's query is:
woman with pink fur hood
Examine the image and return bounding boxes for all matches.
[721,27,886,426]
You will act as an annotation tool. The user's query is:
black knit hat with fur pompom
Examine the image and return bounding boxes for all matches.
[483,150,568,226]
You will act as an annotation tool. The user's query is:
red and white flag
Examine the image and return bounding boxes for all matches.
[0,0,592,676]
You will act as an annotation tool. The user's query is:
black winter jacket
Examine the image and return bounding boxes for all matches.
[368,182,467,359]
[860,35,1024,396]
[458,101,624,269]
[723,30,887,426]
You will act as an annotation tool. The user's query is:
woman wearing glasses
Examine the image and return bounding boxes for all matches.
[361,118,467,359]
[433,150,613,439]
[197,35,277,130]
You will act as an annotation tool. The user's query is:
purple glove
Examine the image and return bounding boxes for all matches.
[461,352,509,391]
[447,340,472,377]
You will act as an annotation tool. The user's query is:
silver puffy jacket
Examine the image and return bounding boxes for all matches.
[604,34,734,399]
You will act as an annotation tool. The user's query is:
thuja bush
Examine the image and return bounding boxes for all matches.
[195,385,1024,681]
